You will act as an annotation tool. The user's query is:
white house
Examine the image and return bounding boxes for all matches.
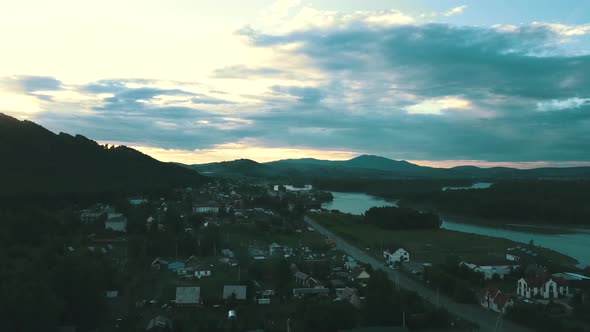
[480,288,514,313]
[194,265,212,278]
[383,248,410,264]
[517,274,570,299]
[193,203,220,214]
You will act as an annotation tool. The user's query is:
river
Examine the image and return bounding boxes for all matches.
[321,191,590,267]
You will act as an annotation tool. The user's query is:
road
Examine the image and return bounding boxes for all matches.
[305,216,532,332]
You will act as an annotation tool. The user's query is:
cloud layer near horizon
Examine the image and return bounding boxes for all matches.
[1,3,590,165]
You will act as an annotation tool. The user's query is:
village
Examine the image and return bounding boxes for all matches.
[70,179,590,332]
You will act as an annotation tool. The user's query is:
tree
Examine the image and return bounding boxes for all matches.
[303,302,358,332]
[363,269,401,326]
[274,259,293,300]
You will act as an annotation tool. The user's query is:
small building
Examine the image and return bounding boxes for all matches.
[383,248,410,264]
[460,261,517,280]
[222,248,235,258]
[185,255,200,268]
[223,285,247,301]
[129,198,147,206]
[517,274,570,299]
[350,267,371,281]
[105,213,127,232]
[168,261,186,271]
[293,287,330,298]
[194,264,212,278]
[80,207,106,224]
[335,287,361,309]
[294,271,310,286]
[344,256,358,270]
[105,290,119,298]
[151,258,169,270]
[175,287,200,306]
[480,288,513,313]
[269,242,282,256]
[193,202,220,214]
[146,315,173,331]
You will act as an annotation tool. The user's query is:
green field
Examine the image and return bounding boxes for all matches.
[309,212,578,266]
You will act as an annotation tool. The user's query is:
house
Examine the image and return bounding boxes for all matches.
[269,242,282,256]
[193,202,220,214]
[220,257,238,267]
[460,261,518,280]
[506,246,540,264]
[335,287,361,309]
[294,271,310,286]
[105,290,119,298]
[480,288,514,313]
[350,267,371,281]
[129,198,147,206]
[80,207,106,224]
[185,255,200,268]
[168,261,186,271]
[146,315,173,331]
[194,264,212,278]
[222,248,235,258]
[517,273,570,299]
[248,247,267,259]
[151,258,169,270]
[105,213,127,232]
[223,285,247,300]
[175,287,200,306]
[344,256,358,270]
[293,287,330,298]
[383,248,410,264]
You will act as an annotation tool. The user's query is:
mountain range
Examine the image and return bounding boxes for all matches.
[0,113,205,195]
[188,155,590,180]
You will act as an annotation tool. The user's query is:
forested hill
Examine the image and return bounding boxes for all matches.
[0,113,206,195]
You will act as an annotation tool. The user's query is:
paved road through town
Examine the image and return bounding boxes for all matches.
[304,216,532,332]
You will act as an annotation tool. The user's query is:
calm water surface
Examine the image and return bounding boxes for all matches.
[322,191,590,267]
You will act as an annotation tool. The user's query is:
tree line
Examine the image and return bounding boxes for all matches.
[364,206,442,230]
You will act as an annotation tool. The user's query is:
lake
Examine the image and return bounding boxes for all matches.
[322,191,590,267]
[321,191,396,215]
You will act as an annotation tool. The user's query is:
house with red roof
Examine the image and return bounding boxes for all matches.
[479,288,514,313]
[517,273,570,299]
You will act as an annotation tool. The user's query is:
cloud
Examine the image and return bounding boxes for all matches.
[17,76,63,92]
[536,98,590,111]
[406,96,471,115]
[3,6,590,164]
[443,5,467,17]
[531,22,590,36]
[211,65,294,79]
[257,2,414,33]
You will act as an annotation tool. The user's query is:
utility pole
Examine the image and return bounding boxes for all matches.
[436,288,439,307]
[402,311,406,327]
[494,311,503,332]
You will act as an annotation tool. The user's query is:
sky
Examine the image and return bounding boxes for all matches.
[1,0,590,168]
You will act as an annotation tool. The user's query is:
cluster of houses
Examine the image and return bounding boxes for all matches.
[79,204,128,232]
[151,256,212,279]
[471,247,590,314]
[174,285,248,307]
